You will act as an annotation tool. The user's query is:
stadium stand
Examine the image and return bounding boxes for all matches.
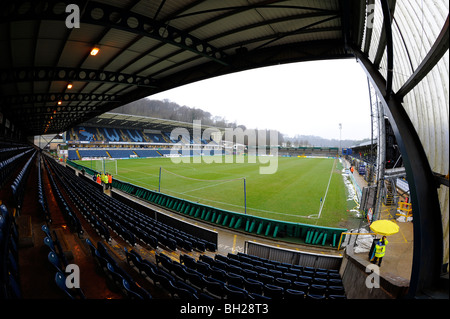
[0,204,21,299]
[67,125,214,145]
[133,149,163,158]
[45,155,218,253]
[64,122,223,163]
[119,246,345,300]
[78,149,108,159]
[1,141,347,300]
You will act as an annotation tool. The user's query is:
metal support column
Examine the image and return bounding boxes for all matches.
[373,101,386,222]
[352,44,443,298]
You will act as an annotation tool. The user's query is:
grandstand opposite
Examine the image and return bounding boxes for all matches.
[64,114,354,233]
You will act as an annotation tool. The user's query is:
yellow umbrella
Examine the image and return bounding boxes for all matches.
[370,219,399,236]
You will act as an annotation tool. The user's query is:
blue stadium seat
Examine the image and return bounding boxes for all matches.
[204,277,224,299]
[224,284,248,299]
[292,281,309,293]
[309,284,327,296]
[54,272,85,299]
[285,289,306,299]
[274,277,291,290]
[263,284,284,299]
[48,251,63,273]
[243,278,264,295]
[122,279,144,299]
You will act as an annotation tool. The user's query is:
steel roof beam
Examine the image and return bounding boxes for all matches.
[0,67,157,89]
[372,0,396,69]
[351,44,443,299]
[0,92,120,106]
[380,0,394,97]
[362,0,375,55]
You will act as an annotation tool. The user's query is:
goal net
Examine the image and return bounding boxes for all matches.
[92,158,118,175]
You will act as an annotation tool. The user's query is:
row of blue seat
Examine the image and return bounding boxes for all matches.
[46,156,113,241]
[41,159,152,299]
[0,147,33,189]
[11,150,36,210]
[0,145,32,164]
[194,254,343,287]
[86,238,152,299]
[125,248,224,299]
[225,252,342,281]
[172,253,345,299]
[0,204,21,299]
[43,157,83,236]
[42,225,69,270]
[154,251,337,300]
[0,145,35,299]
[37,154,51,223]
[42,225,86,299]
[69,126,216,145]
[47,154,216,253]
[68,147,226,160]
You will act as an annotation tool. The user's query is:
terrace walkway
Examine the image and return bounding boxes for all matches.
[341,159,413,283]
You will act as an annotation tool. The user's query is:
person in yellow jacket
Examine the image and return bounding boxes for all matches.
[371,236,388,266]
[102,172,109,189]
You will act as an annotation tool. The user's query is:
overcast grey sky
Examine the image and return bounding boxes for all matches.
[150,59,372,141]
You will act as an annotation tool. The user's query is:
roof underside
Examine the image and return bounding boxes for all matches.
[83,112,227,133]
[0,0,364,136]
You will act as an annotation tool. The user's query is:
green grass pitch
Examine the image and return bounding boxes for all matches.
[77,156,350,228]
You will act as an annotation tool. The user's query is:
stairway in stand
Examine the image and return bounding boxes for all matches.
[384,179,395,206]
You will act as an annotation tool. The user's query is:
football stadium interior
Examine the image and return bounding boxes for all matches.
[0,0,448,308]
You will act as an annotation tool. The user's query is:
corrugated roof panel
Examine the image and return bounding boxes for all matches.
[94,0,138,10]
[194,9,271,40]
[170,0,249,29]
[390,0,449,175]
[10,20,36,38]
[81,45,125,70]
[68,23,106,43]
[368,0,384,64]
[358,1,448,269]
[32,81,50,95]
[34,39,63,67]
[131,0,193,21]
[151,56,210,80]
[48,81,68,94]
[11,38,34,68]
[103,50,142,73]
[99,29,141,50]
[121,54,160,76]
[103,83,133,95]
[125,36,158,54]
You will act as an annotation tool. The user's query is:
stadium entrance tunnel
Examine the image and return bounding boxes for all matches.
[66,160,348,250]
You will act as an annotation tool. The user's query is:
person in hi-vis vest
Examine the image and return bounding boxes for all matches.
[371,235,388,266]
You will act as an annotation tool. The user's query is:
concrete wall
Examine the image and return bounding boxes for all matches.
[341,244,410,299]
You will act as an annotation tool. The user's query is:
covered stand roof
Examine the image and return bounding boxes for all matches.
[83,112,227,133]
[0,0,361,136]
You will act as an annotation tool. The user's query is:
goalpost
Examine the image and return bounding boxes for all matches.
[104,158,118,175]
[92,158,118,175]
